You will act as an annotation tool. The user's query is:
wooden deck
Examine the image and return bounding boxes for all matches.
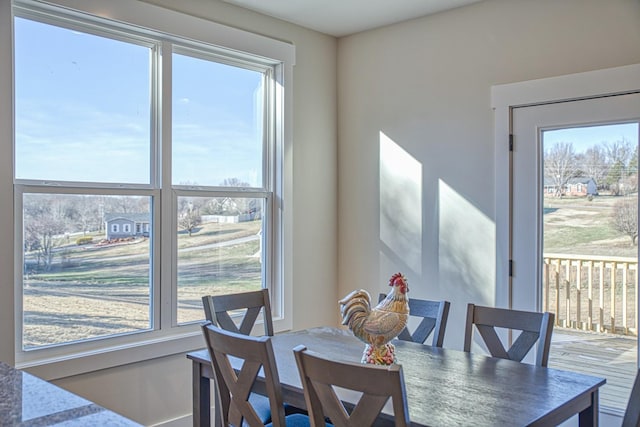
[548,328,637,412]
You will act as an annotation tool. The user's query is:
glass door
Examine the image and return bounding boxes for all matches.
[511,93,640,413]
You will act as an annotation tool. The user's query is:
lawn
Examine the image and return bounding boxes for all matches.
[22,219,263,348]
[543,195,637,258]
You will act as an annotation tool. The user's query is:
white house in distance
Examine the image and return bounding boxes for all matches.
[104,213,150,240]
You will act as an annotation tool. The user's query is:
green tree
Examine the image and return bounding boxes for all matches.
[606,160,626,195]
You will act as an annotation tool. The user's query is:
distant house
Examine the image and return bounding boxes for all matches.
[543,177,598,197]
[104,213,150,240]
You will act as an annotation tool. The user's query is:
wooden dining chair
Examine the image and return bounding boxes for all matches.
[201,323,312,427]
[623,368,640,427]
[293,344,410,427]
[202,288,274,336]
[463,303,555,367]
[378,293,450,347]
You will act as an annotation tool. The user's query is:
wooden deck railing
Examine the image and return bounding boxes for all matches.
[543,254,638,336]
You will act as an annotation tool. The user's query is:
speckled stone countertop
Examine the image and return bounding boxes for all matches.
[0,361,141,426]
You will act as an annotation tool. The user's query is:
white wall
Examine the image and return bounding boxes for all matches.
[44,1,339,425]
[337,0,640,352]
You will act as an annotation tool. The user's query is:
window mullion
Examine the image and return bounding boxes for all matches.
[159,40,174,329]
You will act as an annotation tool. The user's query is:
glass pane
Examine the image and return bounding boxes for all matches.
[542,122,639,411]
[176,196,264,324]
[14,18,151,184]
[172,52,264,187]
[22,194,152,349]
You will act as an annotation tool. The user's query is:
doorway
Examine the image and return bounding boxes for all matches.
[492,65,640,416]
[511,94,640,412]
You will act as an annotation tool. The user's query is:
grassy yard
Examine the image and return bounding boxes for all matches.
[23,219,263,348]
[544,195,637,258]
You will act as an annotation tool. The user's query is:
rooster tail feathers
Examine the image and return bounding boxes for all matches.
[339,289,371,326]
[340,296,370,326]
[338,289,371,306]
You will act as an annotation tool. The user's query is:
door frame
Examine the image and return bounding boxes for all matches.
[492,63,640,310]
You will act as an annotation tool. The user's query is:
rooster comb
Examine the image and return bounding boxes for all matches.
[389,272,406,287]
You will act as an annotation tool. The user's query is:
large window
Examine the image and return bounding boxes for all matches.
[7,0,292,371]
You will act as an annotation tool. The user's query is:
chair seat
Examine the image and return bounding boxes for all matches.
[250,394,306,424]
[249,393,272,424]
[265,413,332,427]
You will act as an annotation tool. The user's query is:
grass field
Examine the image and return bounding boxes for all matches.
[544,194,637,258]
[23,219,263,348]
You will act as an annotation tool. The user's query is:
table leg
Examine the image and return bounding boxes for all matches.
[578,390,599,427]
[192,361,210,427]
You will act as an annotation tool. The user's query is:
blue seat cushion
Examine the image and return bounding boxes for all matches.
[265,413,310,427]
[248,393,272,424]
[249,395,313,425]
[265,413,333,427]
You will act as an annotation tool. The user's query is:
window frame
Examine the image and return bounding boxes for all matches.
[1,0,294,379]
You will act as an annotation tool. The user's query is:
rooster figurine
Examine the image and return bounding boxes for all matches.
[339,272,410,365]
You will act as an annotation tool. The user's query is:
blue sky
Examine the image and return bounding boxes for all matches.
[543,123,639,154]
[14,17,263,187]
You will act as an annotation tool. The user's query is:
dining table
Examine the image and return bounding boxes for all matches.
[187,326,606,427]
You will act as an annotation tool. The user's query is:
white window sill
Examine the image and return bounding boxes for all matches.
[17,316,292,381]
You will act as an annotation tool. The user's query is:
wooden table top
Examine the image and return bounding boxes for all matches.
[188,326,606,426]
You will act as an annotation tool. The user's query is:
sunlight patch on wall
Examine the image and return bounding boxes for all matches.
[438,179,495,303]
[379,131,422,275]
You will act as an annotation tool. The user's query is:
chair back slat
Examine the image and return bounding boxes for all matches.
[508,331,542,362]
[475,324,510,359]
[201,323,287,427]
[407,317,436,344]
[463,303,555,367]
[378,293,450,347]
[294,344,410,427]
[202,288,274,336]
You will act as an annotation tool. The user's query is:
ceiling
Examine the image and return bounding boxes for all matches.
[221,0,484,37]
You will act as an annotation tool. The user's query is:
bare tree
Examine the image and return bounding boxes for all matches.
[579,144,608,190]
[178,198,202,236]
[605,138,633,166]
[103,195,148,214]
[221,177,250,188]
[71,195,101,235]
[24,196,66,271]
[544,142,579,197]
[612,197,638,245]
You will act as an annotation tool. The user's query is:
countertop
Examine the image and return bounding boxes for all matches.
[0,361,140,426]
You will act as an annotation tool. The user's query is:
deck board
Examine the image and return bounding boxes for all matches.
[548,328,637,412]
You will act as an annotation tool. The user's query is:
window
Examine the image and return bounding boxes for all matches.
[5,0,293,373]
[172,48,269,324]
